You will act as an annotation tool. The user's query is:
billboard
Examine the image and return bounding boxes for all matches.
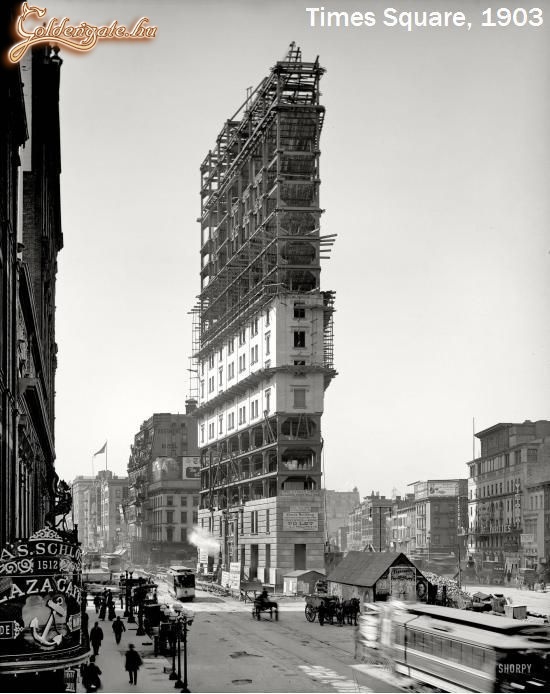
[414,480,459,499]
[282,512,319,531]
[0,527,89,675]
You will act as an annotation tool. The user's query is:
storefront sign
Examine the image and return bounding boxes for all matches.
[0,527,88,674]
[283,512,318,531]
[520,534,534,545]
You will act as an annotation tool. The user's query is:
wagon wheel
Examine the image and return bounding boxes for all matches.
[305,604,316,622]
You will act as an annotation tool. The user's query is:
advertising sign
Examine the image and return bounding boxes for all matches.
[389,566,416,602]
[228,562,241,590]
[282,512,319,531]
[520,534,534,545]
[182,456,200,479]
[0,527,88,674]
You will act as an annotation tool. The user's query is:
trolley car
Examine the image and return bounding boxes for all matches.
[160,566,196,601]
[355,602,550,692]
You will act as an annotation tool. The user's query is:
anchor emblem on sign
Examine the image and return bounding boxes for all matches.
[30,596,66,647]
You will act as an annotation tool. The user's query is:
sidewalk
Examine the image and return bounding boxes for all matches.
[80,605,174,693]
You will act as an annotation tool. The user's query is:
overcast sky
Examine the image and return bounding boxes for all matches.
[41,0,549,497]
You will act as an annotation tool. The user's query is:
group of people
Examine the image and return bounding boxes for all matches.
[81,596,143,691]
[93,588,117,621]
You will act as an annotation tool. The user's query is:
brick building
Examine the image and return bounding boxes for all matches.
[0,40,64,545]
[467,420,550,576]
[126,408,199,564]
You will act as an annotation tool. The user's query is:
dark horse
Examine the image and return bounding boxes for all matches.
[253,596,279,621]
[342,598,360,625]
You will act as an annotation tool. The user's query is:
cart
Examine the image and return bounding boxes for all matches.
[304,594,341,624]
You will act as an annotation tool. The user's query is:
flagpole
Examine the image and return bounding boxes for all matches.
[106,441,108,472]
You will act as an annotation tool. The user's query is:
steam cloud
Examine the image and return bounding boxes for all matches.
[188,527,220,552]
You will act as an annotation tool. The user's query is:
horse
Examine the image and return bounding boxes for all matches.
[342,598,360,625]
[253,596,279,621]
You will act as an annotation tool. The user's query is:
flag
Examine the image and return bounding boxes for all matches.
[93,441,107,456]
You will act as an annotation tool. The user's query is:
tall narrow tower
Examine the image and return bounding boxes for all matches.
[194,45,336,588]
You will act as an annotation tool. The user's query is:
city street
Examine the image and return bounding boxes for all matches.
[80,590,403,693]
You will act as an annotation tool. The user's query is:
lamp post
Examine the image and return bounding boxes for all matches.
[180,615,190,692]
[127,571,136,624]
[168,619,177,680]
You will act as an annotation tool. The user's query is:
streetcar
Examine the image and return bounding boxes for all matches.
[160,566,196,601]
[354,601,550,692]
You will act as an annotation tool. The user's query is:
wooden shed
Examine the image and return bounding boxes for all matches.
[327,551,427,604]
[283,569,326,595]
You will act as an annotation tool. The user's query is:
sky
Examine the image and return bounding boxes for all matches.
[31,0,549,496]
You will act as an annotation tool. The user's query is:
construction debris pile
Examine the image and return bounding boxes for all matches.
[423,571,473,607]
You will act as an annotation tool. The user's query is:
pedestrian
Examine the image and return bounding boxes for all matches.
[89,621,104,657]
[93,595,102,614]
[318,600,326,626]
[108,597,116,621]
[124,643,143,685]
[112,615,126,644]
[82,655,102,692]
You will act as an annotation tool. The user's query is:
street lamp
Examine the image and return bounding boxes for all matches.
[127,571,136,624]
[175,614,191,692]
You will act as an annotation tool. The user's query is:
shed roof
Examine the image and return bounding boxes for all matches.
[327,552,416,587]
[283,569,325,579]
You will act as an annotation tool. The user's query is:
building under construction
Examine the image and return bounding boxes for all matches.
[194,45,336,587]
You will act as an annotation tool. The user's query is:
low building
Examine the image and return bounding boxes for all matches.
[327,551,428,604]
[283,569,325,595]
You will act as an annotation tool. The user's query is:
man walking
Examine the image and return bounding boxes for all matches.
[89,622,104,656]
[124,643,143,685]
[112,615,126,644]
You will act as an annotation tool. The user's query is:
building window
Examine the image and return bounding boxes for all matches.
[265,389,271,414]
[250,400,259,420]
[208,422,215,439]
[265,543,271,568]
[239,354,246,372]
[251,510,258,534]
[201,361,205,376]
[192,511,198,524]
[250,344,258,364]
[166,527,174,542]
[180,528,187,542]
[181,511,187,523]
[218,347,223,361]
[208,376,215,393]
[200,381,204,398]
[265,333,271,356]
[265,309,270,326]
[238,406,246,425]
[218,414,223,434]
[227,412,235,430]
[228,338,235,355]
[181,496,187,506]
[527,448,538,462]
[239,328,246,346]
[167,495,173,506]
[208,354,215,369]
[293,388,306,409]
[293,331,306,348]
[266,509,270,533]
[251,317,259,336]
[218,367,223,387]
[193,495,199,506]
[294,303,306,319]
[228,362,235,380]
[166,510,174,523]
[200,424,205,443]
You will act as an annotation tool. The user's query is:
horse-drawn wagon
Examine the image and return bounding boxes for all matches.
[304,594,360,625]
